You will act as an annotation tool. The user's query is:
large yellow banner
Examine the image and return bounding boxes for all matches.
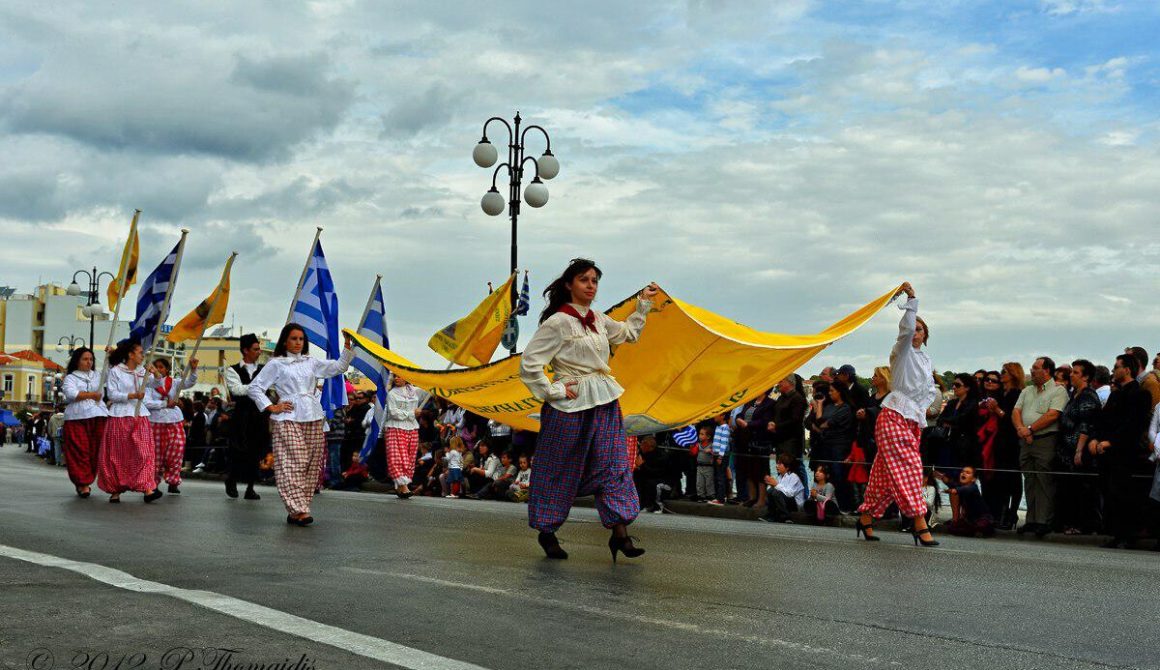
[347,285,901,435]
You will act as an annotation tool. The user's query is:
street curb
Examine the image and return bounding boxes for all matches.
[181,469,1113,547]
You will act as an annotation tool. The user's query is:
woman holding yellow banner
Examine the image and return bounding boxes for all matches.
[520,258,659,562]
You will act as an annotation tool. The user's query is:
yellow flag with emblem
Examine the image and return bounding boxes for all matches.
[350,284,904,435]
[427,272,516,367]
[166,253,236,342]
[106,210,141,311]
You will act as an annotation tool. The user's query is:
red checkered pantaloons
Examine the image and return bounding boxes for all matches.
[858,407,927,519]
[97,416,157,494]
[271,419,326,516]
[63,417,105,487]
[151,422,186,486]
[386,428,418,487]
[528,400,640,533]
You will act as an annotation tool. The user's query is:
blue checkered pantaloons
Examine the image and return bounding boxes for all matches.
[528,400,640,533]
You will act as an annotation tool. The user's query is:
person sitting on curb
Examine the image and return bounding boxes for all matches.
[804,465,840,524]
[760,453,806,523]
[936,465,995,538]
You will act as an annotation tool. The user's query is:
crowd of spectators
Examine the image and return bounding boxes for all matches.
[634,347,1160,550]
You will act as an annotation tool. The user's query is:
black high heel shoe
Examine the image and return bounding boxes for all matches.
[537,532,568,560]
[609,535,646,563]
[855,518,880,542]
[912,527,939,547]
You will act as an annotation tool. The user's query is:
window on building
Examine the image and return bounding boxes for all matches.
[2,375,12,394]
[27,375,37,399]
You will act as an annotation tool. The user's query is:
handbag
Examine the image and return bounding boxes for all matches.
[928,425,950,442]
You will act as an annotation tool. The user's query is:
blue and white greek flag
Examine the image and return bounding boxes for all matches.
[290,239,345,418]
[129,241,181,351]
[672,425,698,447]
[352,277,389,464]
[515,271,530,316]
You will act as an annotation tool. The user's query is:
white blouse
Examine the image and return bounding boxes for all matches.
[520,298,651,413]
[62,370,109,421]
[384,384,420,431]
[145,371,197,424]
[881,298,938,427]
[248,349,355,423]
[105,364,156,418]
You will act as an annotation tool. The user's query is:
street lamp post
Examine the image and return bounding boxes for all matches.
[67,267,115,348]
[473,112,560,354]
[57,334,85,356]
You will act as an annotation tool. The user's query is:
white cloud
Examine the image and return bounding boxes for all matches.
[1041,0,1120,16]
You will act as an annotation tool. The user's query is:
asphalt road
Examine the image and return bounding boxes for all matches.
[1,444,1158,670]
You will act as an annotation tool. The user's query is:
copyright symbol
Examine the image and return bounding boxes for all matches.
[26,648,54,670]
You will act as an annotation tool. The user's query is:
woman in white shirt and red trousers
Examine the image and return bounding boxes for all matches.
[520,258,659,562]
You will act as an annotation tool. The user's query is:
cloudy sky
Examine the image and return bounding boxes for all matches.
[1,0,1157,373]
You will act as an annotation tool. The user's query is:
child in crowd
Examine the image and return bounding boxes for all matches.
[477,451,518,500]
[938,465,995,537]
[710,413,731,505]
[695,427,715,502]
[845,440,870,509]
[509,454,532,502]
[443,436,465,498]
[334,453,369,491]
[804,465,840,524]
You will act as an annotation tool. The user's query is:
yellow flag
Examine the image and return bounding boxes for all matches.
[428,273,516,367]
[107,210,140,311]
[350,284,902,435]
[166,253,236,342]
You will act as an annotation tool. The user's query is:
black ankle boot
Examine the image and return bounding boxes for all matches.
[609,534,645,563]
[537,532,568,560]
[225,479,238,498]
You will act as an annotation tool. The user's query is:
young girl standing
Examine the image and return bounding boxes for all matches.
[384,375,420,498]
[145,357,198,494]
[519,258,659,561]
[61,347,108,498]
[248,324,354,526]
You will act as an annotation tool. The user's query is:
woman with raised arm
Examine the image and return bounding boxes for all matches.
[519,258,659,562]
[248,323,354,526]
[855,282,940,547]
[98,339,163,504]
[145,356,198,494]
[61,347,108,498]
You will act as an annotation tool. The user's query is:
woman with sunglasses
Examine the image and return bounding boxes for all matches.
[976,371,1004,501]
[987,363,1026,529]
[936,373,980,477]
[519,258,659,562]
[855,282,940,547]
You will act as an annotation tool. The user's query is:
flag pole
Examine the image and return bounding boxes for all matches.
[357,275,388,424]
[286,227,323,325]
[133,229,189,415]
[98,209,141,393]
[184,251,238,376]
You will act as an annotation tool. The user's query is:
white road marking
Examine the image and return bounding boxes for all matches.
[0,542,491,670]
[341,567,901,667]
